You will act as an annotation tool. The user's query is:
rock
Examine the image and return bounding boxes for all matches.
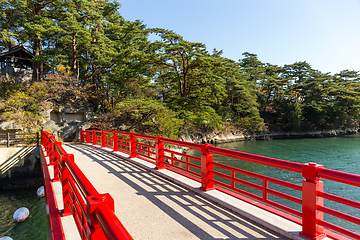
[43,120,60,133]
[60,123,79,141]
[0,121,23,131]
[79,122,92,130]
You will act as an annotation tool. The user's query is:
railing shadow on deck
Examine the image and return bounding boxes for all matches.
[66,143,285,240]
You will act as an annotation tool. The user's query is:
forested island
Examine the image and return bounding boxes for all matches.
[1,0,360,139]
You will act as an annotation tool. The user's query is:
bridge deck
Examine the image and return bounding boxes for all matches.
[63,143,289,240]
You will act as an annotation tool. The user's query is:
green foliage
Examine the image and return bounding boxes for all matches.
[1,0,360,135]
[150,29,227,129]
[0,79,44,128]
[0,75,88,130]
[216,55,264,131]
[115,98,183,139]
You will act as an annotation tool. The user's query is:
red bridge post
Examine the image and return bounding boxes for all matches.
[155,136,165,170]
[113,131,119,152]
[80,129,84,143]
[86,193,115,240]
[300,162,326,240]
[101,130,105,148]
[86,130,90,144]
[92,130,96,145]
[129,133,137,158]
[200,143,215,191]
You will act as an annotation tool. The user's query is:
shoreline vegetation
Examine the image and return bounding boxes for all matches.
[180,128,359,145]
[1,0,360,141]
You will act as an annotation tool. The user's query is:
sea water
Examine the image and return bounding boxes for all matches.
[186,134,360,234]
[0,187,49,239]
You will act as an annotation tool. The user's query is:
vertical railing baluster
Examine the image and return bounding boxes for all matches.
[263,180,268,201]
[231,170,235,189]
[62,153,73,217]
[186,157,189,172]
[53,141,62,182]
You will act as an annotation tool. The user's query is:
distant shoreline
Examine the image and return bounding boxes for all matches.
[180,128,359,144]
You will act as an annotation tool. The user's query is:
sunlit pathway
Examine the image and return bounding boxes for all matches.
[63,143,288,240]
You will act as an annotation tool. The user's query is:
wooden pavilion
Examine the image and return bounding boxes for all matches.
[0,46,34,82]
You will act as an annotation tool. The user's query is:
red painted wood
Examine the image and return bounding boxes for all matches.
[40,141,66,240]
[42,131,133,240]
[45,129,360,240]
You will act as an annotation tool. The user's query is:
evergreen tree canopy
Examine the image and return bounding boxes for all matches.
[1,0,359,136]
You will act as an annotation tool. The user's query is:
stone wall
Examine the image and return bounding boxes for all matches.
[0,147,42,189]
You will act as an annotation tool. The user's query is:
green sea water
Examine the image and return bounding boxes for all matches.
[0,187,49,240]
[186,134,360,235]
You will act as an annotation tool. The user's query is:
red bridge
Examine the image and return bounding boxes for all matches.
[40,130,360,240]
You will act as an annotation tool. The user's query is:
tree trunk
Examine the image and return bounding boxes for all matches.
[72,30,78,80]
[39,38,43,81]
[33,37,43,81]
[33,39,40,81]
[33,4,43,82]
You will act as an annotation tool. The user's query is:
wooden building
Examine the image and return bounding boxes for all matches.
[0,46,34,82]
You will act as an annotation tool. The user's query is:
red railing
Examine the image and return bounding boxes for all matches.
[81,129,360,240]
[42,131,133,240]
[40,132,65,240]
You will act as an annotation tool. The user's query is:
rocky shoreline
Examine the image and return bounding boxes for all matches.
[180,128,360,144]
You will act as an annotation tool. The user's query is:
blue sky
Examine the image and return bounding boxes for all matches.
[118,0,360,74]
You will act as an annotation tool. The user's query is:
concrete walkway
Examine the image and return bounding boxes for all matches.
[63,143,290,240]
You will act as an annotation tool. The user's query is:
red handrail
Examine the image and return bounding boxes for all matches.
[318,168,360,187]
[133,133,156,141]
[208,146,303,173]
[39,144,66,240]
[41,131,133,240]
[95,204,134,240]
[64,158,99,197]
[81,129,360,240]
[162,137,202,150]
